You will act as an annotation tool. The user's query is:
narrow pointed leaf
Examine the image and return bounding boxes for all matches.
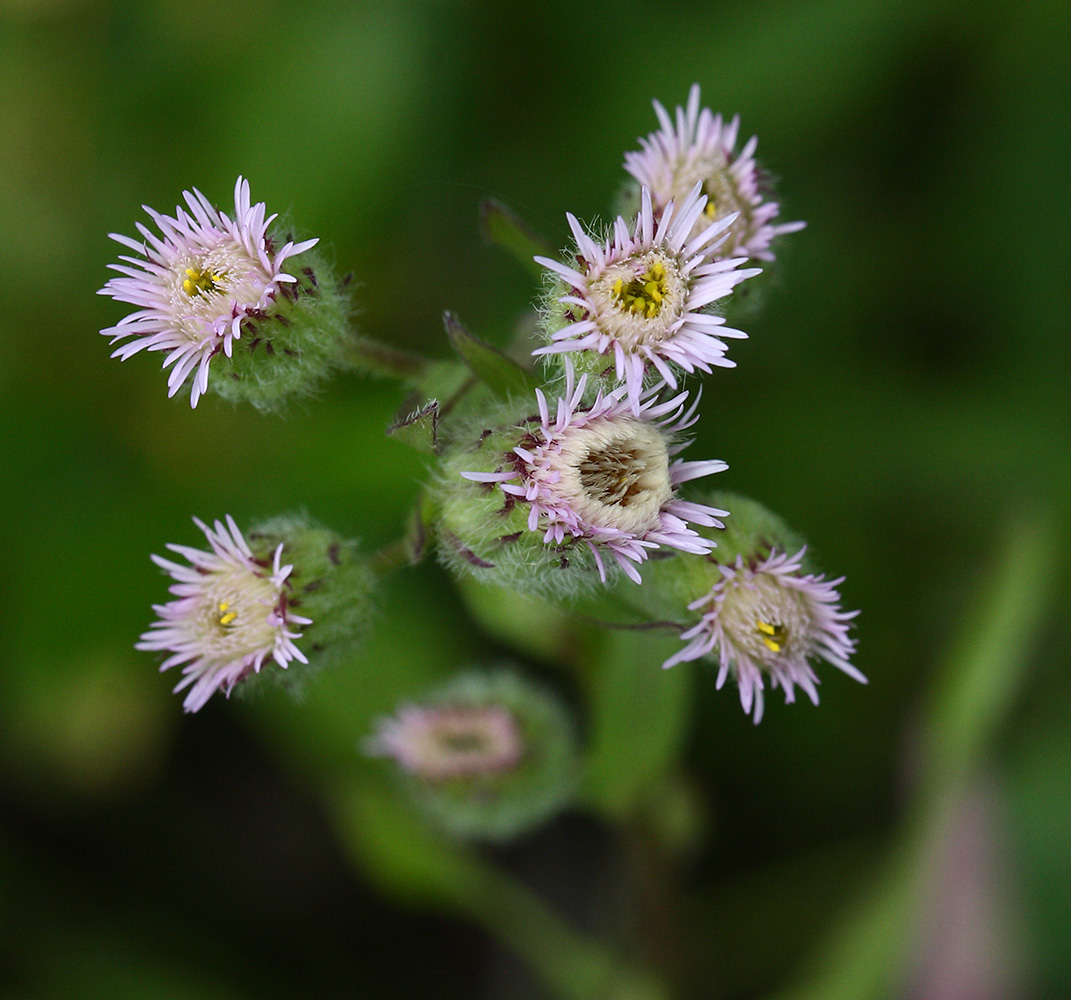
[480,198,555,281]
[444,312,538,399]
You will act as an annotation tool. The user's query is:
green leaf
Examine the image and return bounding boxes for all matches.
[443,311,538,400]
[917,512,1061,800]
[414,356,474,405]
[479,198,555,281]
[583,628,694,818]
[767,512,1061,1000]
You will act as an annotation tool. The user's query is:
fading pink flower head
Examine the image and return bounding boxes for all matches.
[462,363,728,585]
[624,84,805,262]
[535,184,759,410]
[138,515,311,713]
[99,177,318,406]
[366,703,523,781]
[664,547,864,723]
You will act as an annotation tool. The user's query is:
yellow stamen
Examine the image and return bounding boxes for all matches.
[183,266,225,298]
[218,601,238,627]
[756,620,785,654]
[613,261,669,318]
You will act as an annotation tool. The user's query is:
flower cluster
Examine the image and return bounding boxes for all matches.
[112,88,860,733]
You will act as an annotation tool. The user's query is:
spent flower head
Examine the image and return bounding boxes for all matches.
[535,184,758,409]
[665,546,864,723]
[624,84,804,262]
[439,362,728,593]
[138,515,311,712]
[99,177,320,406]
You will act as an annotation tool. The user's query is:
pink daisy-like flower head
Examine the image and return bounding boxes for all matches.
[624,84,805,262]
[534,184,760,411]
[461,363,729,586]
[363,670,579,841]
[99,177,318,407]
[664,547,864,723]
[138,515,311,713]
[366,703,524,782]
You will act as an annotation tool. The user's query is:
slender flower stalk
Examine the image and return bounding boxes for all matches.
[99,177,318,406]
[664,547,864,723]
[624,84,805,262]
[456,362,727,586]
[535,184,759,409]
[139,516,310,712]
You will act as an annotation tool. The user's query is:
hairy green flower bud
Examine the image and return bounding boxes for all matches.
[366,669,579,841]
[243,513,376,694]
[209,247,355,412]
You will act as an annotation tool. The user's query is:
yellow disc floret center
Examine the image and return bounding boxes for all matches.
[612,261,668,319]
[194,566,281,659]
[183,266,227,298]
[588,252,686,350]
[756,619,787,654]
[718,574,814,669]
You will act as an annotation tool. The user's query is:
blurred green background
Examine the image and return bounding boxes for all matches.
[1,0,1069,997]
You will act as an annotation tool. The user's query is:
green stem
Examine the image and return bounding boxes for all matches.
[451,859,671,1000]
[344,334,432,381]
[369,538,415,579]
[335,778,672,1000]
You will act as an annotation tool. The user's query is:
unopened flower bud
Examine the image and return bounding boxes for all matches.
[365,669,579,841]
